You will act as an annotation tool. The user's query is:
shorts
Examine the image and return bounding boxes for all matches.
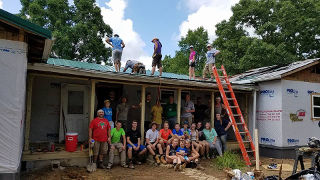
[112,49,122,64]
[189,61,195,67]
[133,63,145,73]
[152,54,162,68]
[127,143,146,151]
[203,63,214,77]
[93,141,108,156]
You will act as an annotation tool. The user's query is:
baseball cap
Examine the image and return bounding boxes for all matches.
[207,44,212,47]
[189,45,194,48]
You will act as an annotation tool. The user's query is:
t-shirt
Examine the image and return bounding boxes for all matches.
[102,107,112,122]
[181,100,195,118]
[177,147,188,154]
[189,51,196,62]
[206,49,219,64]
[172,129,183,136]
[159,129,172,141]
[202,128,218,143]
[109,37,123,51]
[117,103,129,120]
[124,60,139,70]
[111,128,125,144]
[89,117,111,142]
[214,119,230,136]
[165,103,177,118]
[126,129,141,144]
[181,128,191,136]
[146,129,159,143]
[151,105,163,125]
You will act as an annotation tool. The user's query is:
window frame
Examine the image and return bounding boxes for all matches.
[311,93,320,121]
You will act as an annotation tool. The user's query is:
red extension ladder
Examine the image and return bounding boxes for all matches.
[212,65,256,166]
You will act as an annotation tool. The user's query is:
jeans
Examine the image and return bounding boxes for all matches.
[219,134,227,153]
[208,140,223,156]
[167,117,177,130]
[108,143,126,166]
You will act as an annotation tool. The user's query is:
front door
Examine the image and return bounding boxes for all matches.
[60,84,89,142]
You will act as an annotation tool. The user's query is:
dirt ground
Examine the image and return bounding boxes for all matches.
[21,157,312,180]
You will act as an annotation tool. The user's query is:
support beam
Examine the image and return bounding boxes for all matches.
[24,75,35,151]
[140,85,146,143]
[210,92,215,127]
[177,89,182,124]
[89,80,96,122]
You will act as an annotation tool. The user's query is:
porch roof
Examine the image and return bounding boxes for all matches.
[27,58,257,91]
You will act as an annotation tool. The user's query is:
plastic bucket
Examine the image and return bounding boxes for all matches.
[65,132,78,152]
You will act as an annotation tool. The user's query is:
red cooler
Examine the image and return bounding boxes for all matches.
[65,132,78,152]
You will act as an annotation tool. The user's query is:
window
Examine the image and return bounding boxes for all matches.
[68,91,84,114]
[312,94,320,120]
[161,90,174,104]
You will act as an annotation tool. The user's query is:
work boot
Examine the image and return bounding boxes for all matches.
[160,155,167,164]
[155,155,161,165]
[174,164,180,171]
[98,161,106,169]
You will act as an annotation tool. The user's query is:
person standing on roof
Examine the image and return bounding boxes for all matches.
[189,45,196,80]
[123,60,146,74]
[151,38,163,77]
[202,44,220,81]
[106,34,125,72]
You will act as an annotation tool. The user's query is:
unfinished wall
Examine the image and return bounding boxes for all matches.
[257,80,283,147]
[281,80,320,147]
[30,76,89,143]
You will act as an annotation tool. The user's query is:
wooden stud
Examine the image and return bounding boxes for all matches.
[140,85,146,143]
[211,92,215,127]
[177,88,182,124]
[89,80,96,122]
[24,75,35,151]
[255,129,260,170]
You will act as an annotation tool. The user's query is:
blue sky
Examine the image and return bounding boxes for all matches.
[1,0,238,68]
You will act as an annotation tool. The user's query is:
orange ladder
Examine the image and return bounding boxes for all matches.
[212,65,256,166]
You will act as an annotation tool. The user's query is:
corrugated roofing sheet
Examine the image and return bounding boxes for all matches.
[0,9,52,39]
[47,58,190,80]
[230,58,320,84]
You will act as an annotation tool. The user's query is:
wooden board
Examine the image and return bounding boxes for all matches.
[22,150,88,161]
[283,64,320,83]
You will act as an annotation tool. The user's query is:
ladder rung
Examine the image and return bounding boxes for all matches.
[218,76,225,78]
[239,132,247,134]
[233,114,240,116]
[216,69,223,72]
[226,98,234,100]
[224,90,231,93]
[236,123,244,125]
[242,141,251,143]
[230,106,238,108]
[246,150,254,153]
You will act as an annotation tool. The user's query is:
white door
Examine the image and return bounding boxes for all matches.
[60,84,89,142]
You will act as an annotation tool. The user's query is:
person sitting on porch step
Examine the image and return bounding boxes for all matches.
[181,121,191,140]
[165,138,180,170]
[202,122,223,158]
[172,123,184,140]
[107,121,128,169]
[146,122,160,164]
[89,109,111,169]
[123,60,146,74]
[102,99,114,129]
[126,120,147,169]
[157,121,173,164]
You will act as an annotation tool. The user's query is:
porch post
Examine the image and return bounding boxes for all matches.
[252,90,257,142]
[210,91,215,127]
[177,88,182,124]
[140,85,146,143]
[89,80,96,122]
[24,74,34,151]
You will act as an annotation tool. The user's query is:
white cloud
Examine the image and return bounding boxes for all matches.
[179,0,239,42]
[100,0,152,69]
[0,0,3,9]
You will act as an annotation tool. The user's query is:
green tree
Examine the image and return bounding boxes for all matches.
[214,0,320,74]
[20,0,113,64]
[163,27,209,75]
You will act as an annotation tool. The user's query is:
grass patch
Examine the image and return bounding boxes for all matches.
[212,151,246,170]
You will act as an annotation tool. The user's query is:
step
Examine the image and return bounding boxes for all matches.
[233,114,240,116]
[229,106,239,108]
[236,123,244,125]
[216,69,224,72]
[226,98,234,100]
[242,141,251,143]
[239,132,247,134]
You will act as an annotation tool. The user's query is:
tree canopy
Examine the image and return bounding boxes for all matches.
[20,0,113,64]
[163,27,209,75]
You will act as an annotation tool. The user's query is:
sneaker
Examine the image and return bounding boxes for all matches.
[179,164,183,171]
[160,156,167,164]
[136,161,142,165]
[106,164,112,169]
[181,163,186,170]
[174,164,180,171]
[129,163,135,169]
[155,155,161,164]
[98,162,106,169]
[121,164,128,168]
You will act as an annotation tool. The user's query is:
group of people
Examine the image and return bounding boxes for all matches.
[106,34,220,80]
[89,92,232,171]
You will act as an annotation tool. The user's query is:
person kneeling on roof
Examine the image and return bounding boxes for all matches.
[123,60,146,74]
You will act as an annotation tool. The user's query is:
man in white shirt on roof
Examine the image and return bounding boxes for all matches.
[202,44,220,80]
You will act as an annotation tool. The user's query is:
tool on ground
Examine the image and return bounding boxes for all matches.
[212,65,256,166]
[86,140,96,172]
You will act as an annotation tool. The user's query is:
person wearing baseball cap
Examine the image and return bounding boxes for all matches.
[202,44,220,81]
[151,38,163,77]
[189,45,196,80]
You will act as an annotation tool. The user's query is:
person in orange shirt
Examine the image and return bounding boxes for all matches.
[157,121,173,164]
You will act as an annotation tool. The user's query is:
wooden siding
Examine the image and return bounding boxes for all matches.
[283,64,320,83]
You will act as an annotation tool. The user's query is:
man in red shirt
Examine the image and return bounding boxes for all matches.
[89,109,111,169]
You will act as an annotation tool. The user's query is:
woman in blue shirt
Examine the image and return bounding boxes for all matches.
[202,122,223,157]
